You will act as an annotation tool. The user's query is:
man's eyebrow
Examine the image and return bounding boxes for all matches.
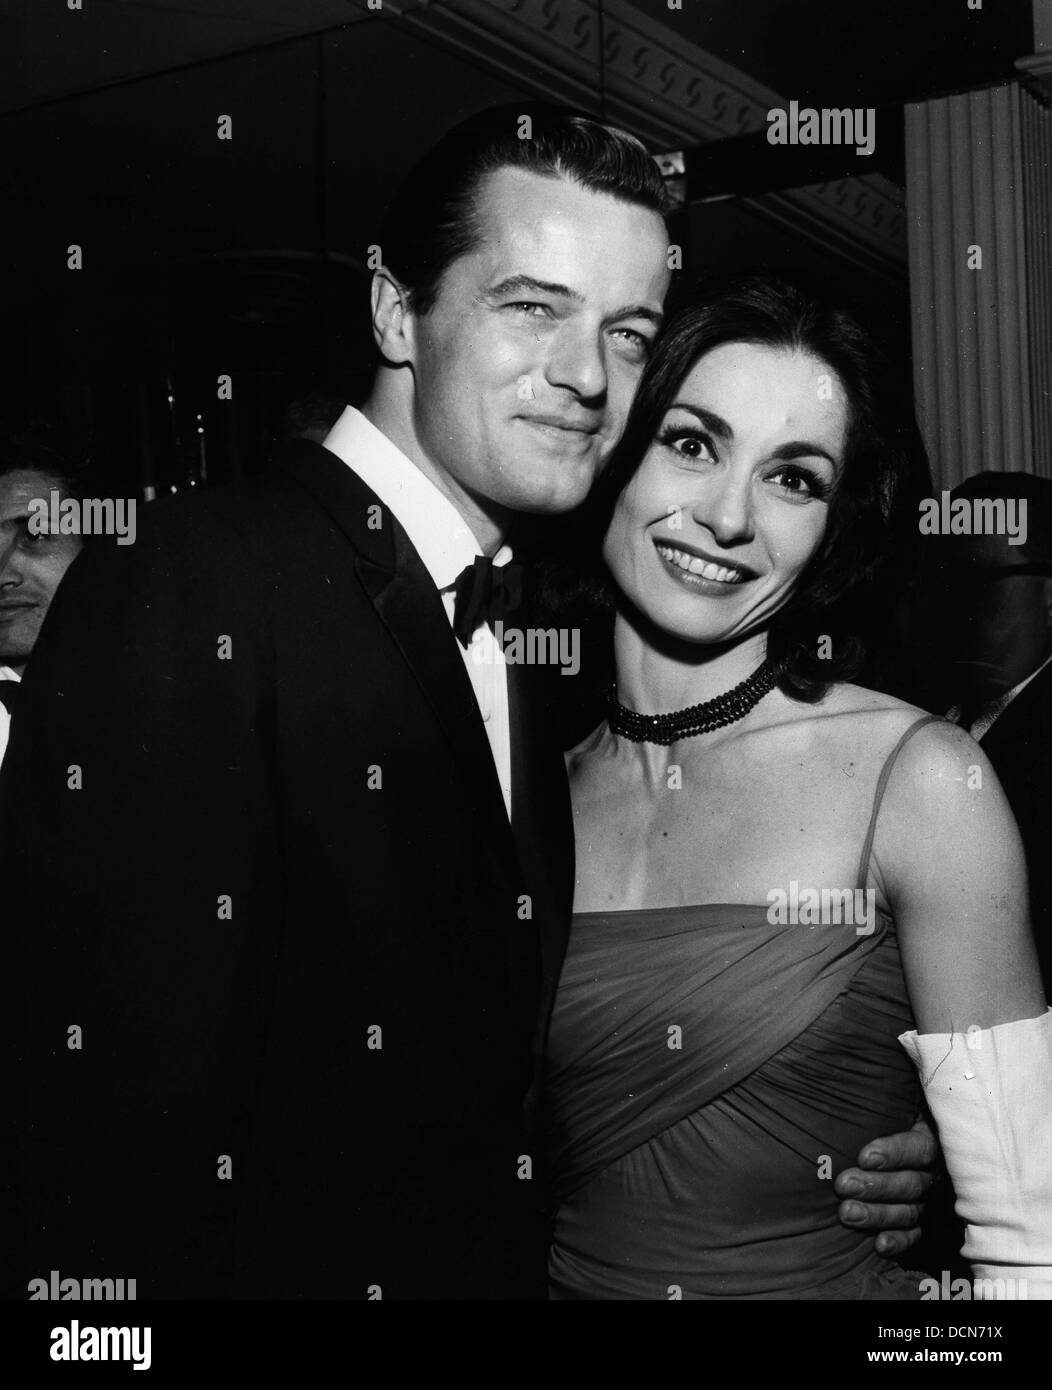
[484,275,583,303]
[607,304,663,329]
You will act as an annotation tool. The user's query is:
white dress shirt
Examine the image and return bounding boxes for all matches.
[0,664,21,771]
[322,406,513,819]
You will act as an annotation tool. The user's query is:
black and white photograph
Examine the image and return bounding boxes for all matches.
[0,0,1050,1369]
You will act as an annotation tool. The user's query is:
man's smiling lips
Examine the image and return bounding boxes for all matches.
[653,537,756,588]
[0,600,37,619]
[518,413,600,437]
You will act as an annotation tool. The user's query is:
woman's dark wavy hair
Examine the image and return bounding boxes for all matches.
[539,269,931,704]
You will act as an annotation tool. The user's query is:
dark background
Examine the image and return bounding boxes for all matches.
[0,0,1035,494]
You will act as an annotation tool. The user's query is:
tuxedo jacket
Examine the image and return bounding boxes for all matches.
[979,659,1052,994]
[0,439,574,1299]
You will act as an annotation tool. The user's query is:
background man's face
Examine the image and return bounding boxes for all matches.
[946,569,1052,702]
[0,468,83,672]
[405,167,670,516]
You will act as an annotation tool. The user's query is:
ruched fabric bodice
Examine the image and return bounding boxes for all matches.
[545,902,923,1299]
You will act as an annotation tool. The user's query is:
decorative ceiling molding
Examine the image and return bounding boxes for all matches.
[382,0,906,276]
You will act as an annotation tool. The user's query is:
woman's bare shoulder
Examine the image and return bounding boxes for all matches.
[813,682,931,722]
[812,691,1003,870]
[753,684,977,800]
[822,684,980,764]
[767,682,944,756]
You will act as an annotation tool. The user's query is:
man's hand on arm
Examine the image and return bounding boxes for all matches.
[834,1117,939,1257]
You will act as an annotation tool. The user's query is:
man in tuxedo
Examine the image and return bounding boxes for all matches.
[938,472,1052,991]
[0,444,88,770]
[1,105,933,1300]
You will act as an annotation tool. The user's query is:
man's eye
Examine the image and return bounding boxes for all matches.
[610,327,652,354]
[18,526,54,548]
[507,302,550,319]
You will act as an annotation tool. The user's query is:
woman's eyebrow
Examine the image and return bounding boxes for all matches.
[667,404,734,442]
[771,441,839,466]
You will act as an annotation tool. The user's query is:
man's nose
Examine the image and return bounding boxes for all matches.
[544,322,608,401]
[0,541,24,587]
[693,470,755,545]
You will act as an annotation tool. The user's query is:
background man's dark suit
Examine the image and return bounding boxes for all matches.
[978,659,1052,993]
[0,438,573,1299]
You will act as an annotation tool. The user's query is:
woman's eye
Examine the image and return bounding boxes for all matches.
[768,466,828,501]
[658,427,716,463]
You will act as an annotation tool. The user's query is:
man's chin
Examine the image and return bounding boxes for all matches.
[509,487,594,518]
[503,463,601,516]
[0,621,39,665]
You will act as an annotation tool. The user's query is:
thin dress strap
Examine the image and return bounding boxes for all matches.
[854,714,946,891]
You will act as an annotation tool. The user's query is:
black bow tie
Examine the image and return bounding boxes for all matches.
[451,557,523,649]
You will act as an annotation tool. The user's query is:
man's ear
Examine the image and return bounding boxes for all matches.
[370,267,415,365]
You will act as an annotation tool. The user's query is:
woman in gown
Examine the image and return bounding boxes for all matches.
[545,272,1051,1300]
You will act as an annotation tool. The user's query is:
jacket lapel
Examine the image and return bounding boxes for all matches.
[505,569,575,1037]
[275,439,517,870]
[276,439,575,1034]
[981,658,1052,760]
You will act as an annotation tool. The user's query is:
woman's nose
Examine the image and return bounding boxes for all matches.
[692,472,754,545]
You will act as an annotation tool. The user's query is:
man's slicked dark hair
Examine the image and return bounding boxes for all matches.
[379,103,669,315]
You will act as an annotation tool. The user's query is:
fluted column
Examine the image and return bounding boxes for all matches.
[905,82,1052,487]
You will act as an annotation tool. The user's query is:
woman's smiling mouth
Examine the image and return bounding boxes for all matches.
[653,539,751,587]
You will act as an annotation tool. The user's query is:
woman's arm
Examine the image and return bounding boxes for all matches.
[881,719,1044,1031]
[880,719,1050,1297]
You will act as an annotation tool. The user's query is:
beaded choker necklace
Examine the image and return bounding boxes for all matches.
[608,661,777,745]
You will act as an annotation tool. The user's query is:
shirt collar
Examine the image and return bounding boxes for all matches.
[0,666,20,683]
[321,405,512,591]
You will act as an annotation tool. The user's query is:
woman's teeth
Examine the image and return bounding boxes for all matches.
[656,543,744,585]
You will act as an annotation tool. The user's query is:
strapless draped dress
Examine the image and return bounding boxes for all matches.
[545,716,941,1300]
